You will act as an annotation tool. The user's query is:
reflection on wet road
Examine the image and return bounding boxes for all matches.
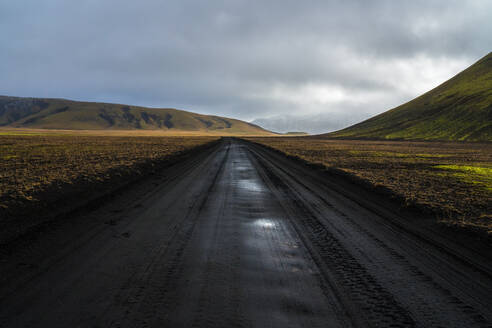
[252,218,276,229]
[164,142,347,328]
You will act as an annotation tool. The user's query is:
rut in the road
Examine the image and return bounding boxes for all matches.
[247,141,492,328]
[251,150,417,328]
[107,145,231,327]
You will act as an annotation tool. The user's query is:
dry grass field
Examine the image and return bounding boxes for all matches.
[246,137,492,233]
[0,132,218,234]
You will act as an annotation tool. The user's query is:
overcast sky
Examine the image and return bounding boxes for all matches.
[1,0,491,122]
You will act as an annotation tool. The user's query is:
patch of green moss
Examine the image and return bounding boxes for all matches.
[348,151,451,159]
[348,150,412,158]
[434,165,492,191]
[415,153,452,158]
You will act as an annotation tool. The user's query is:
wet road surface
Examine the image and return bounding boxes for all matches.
[1,138,491,327]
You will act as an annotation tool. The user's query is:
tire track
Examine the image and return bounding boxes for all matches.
[247,140,492,328]
[250,149,416,328]
[103,142,231,327]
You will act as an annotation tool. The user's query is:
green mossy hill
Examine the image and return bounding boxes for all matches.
[326,52,492,141]
[0,96,273,135]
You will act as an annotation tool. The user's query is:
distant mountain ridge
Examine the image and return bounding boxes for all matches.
[325,52,492,141]
[0,96,274,135]
[251,112,369,135]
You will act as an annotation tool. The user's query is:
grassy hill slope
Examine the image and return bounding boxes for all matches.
[326,52,492,141]
[0,96,274,136]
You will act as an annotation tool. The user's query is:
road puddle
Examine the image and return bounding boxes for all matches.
[252,218,277,229]
[238,179,264,192]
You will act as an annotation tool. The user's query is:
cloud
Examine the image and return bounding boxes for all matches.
[0,0,490,123]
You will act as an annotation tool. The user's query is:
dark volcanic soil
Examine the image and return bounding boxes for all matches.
[0,138,491,327]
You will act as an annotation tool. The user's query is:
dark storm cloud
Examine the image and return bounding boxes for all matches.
[1,0,491,120]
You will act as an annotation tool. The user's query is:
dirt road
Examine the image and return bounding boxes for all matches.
[1,138,491,327]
